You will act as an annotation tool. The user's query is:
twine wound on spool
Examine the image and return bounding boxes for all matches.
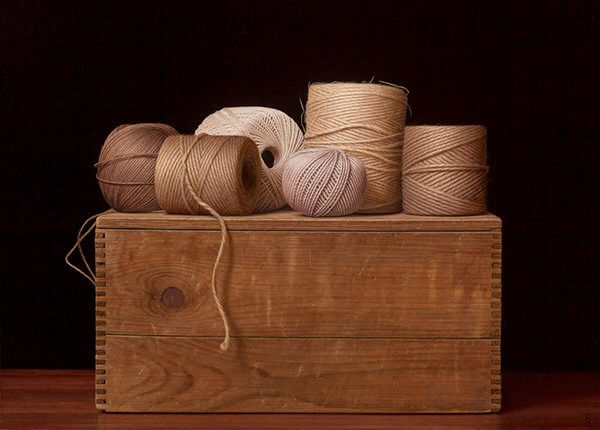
[155,134,260,215]
[96,123,177,212]
[403,125,489,215]
[195,107,304,213]
[155,134,262,351]
[283,148,367,217]
[303,82,408,214]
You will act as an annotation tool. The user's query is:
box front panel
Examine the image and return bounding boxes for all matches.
[103,335,493,413]
[96,227,502,413]
[101,230,495,338]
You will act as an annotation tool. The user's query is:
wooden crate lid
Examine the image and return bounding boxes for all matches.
[97,209,501,231]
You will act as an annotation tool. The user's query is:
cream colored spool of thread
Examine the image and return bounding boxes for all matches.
[96,123,177,212]
[283,148,367,217]
[155,134,261,215]
[303,82,408,214]
[195,107,304,213]
[403,125,489,216]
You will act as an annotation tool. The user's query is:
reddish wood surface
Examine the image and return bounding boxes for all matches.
[1,370,598,429]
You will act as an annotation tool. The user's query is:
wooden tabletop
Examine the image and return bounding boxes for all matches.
[97,209,501,231]
[0,370,598,429]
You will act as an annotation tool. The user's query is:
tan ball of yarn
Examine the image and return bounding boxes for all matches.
[96,123,177,212]
[283,149,367,217]
[195,107,304,213]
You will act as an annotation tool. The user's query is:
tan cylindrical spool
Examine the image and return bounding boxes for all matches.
[303,82,407,214]
[402,125,488,216]
[155,134,261,215]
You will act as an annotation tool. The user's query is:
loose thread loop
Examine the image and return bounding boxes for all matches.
[65,211,112,287]
[180,136,231,352]
[299,97,306,133]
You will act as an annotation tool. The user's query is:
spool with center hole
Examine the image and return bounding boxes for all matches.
[195,107,304,213]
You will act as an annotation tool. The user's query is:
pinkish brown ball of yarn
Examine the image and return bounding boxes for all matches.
[96,123,177,212]
[282,149,367,217]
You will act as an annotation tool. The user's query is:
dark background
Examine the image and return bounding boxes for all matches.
[1,1,598,370]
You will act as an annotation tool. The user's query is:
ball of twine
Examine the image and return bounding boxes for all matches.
[155,134,261,216]
[402,125,489,216]
[303,82,408,214]
[283,148,367,217]
[195,107,304,213]
[96,123,177,212]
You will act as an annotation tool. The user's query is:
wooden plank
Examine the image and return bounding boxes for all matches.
[103,335,493,413]
[96,209,501,231]
[102,230,496,338]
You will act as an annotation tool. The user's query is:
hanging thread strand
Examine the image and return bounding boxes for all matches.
[65,211,112,287]
[155,134,262,351]
[179,136,231,351]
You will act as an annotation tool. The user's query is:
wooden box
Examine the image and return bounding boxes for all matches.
[94,210,502,413]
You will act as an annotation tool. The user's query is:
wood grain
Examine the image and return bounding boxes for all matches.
[103,335,493,413]
[96,209,501,231]
[101,230,497,338]
[95,211,502,413]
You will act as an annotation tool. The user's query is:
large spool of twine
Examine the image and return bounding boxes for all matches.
[96,123,177,212]
[195,107,304,213]
[303,82,408,214]
[155,134,261,215]
[403,125,489,215]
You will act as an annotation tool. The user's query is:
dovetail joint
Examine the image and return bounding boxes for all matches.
[490,229,502,412]
[95,228,107,410]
